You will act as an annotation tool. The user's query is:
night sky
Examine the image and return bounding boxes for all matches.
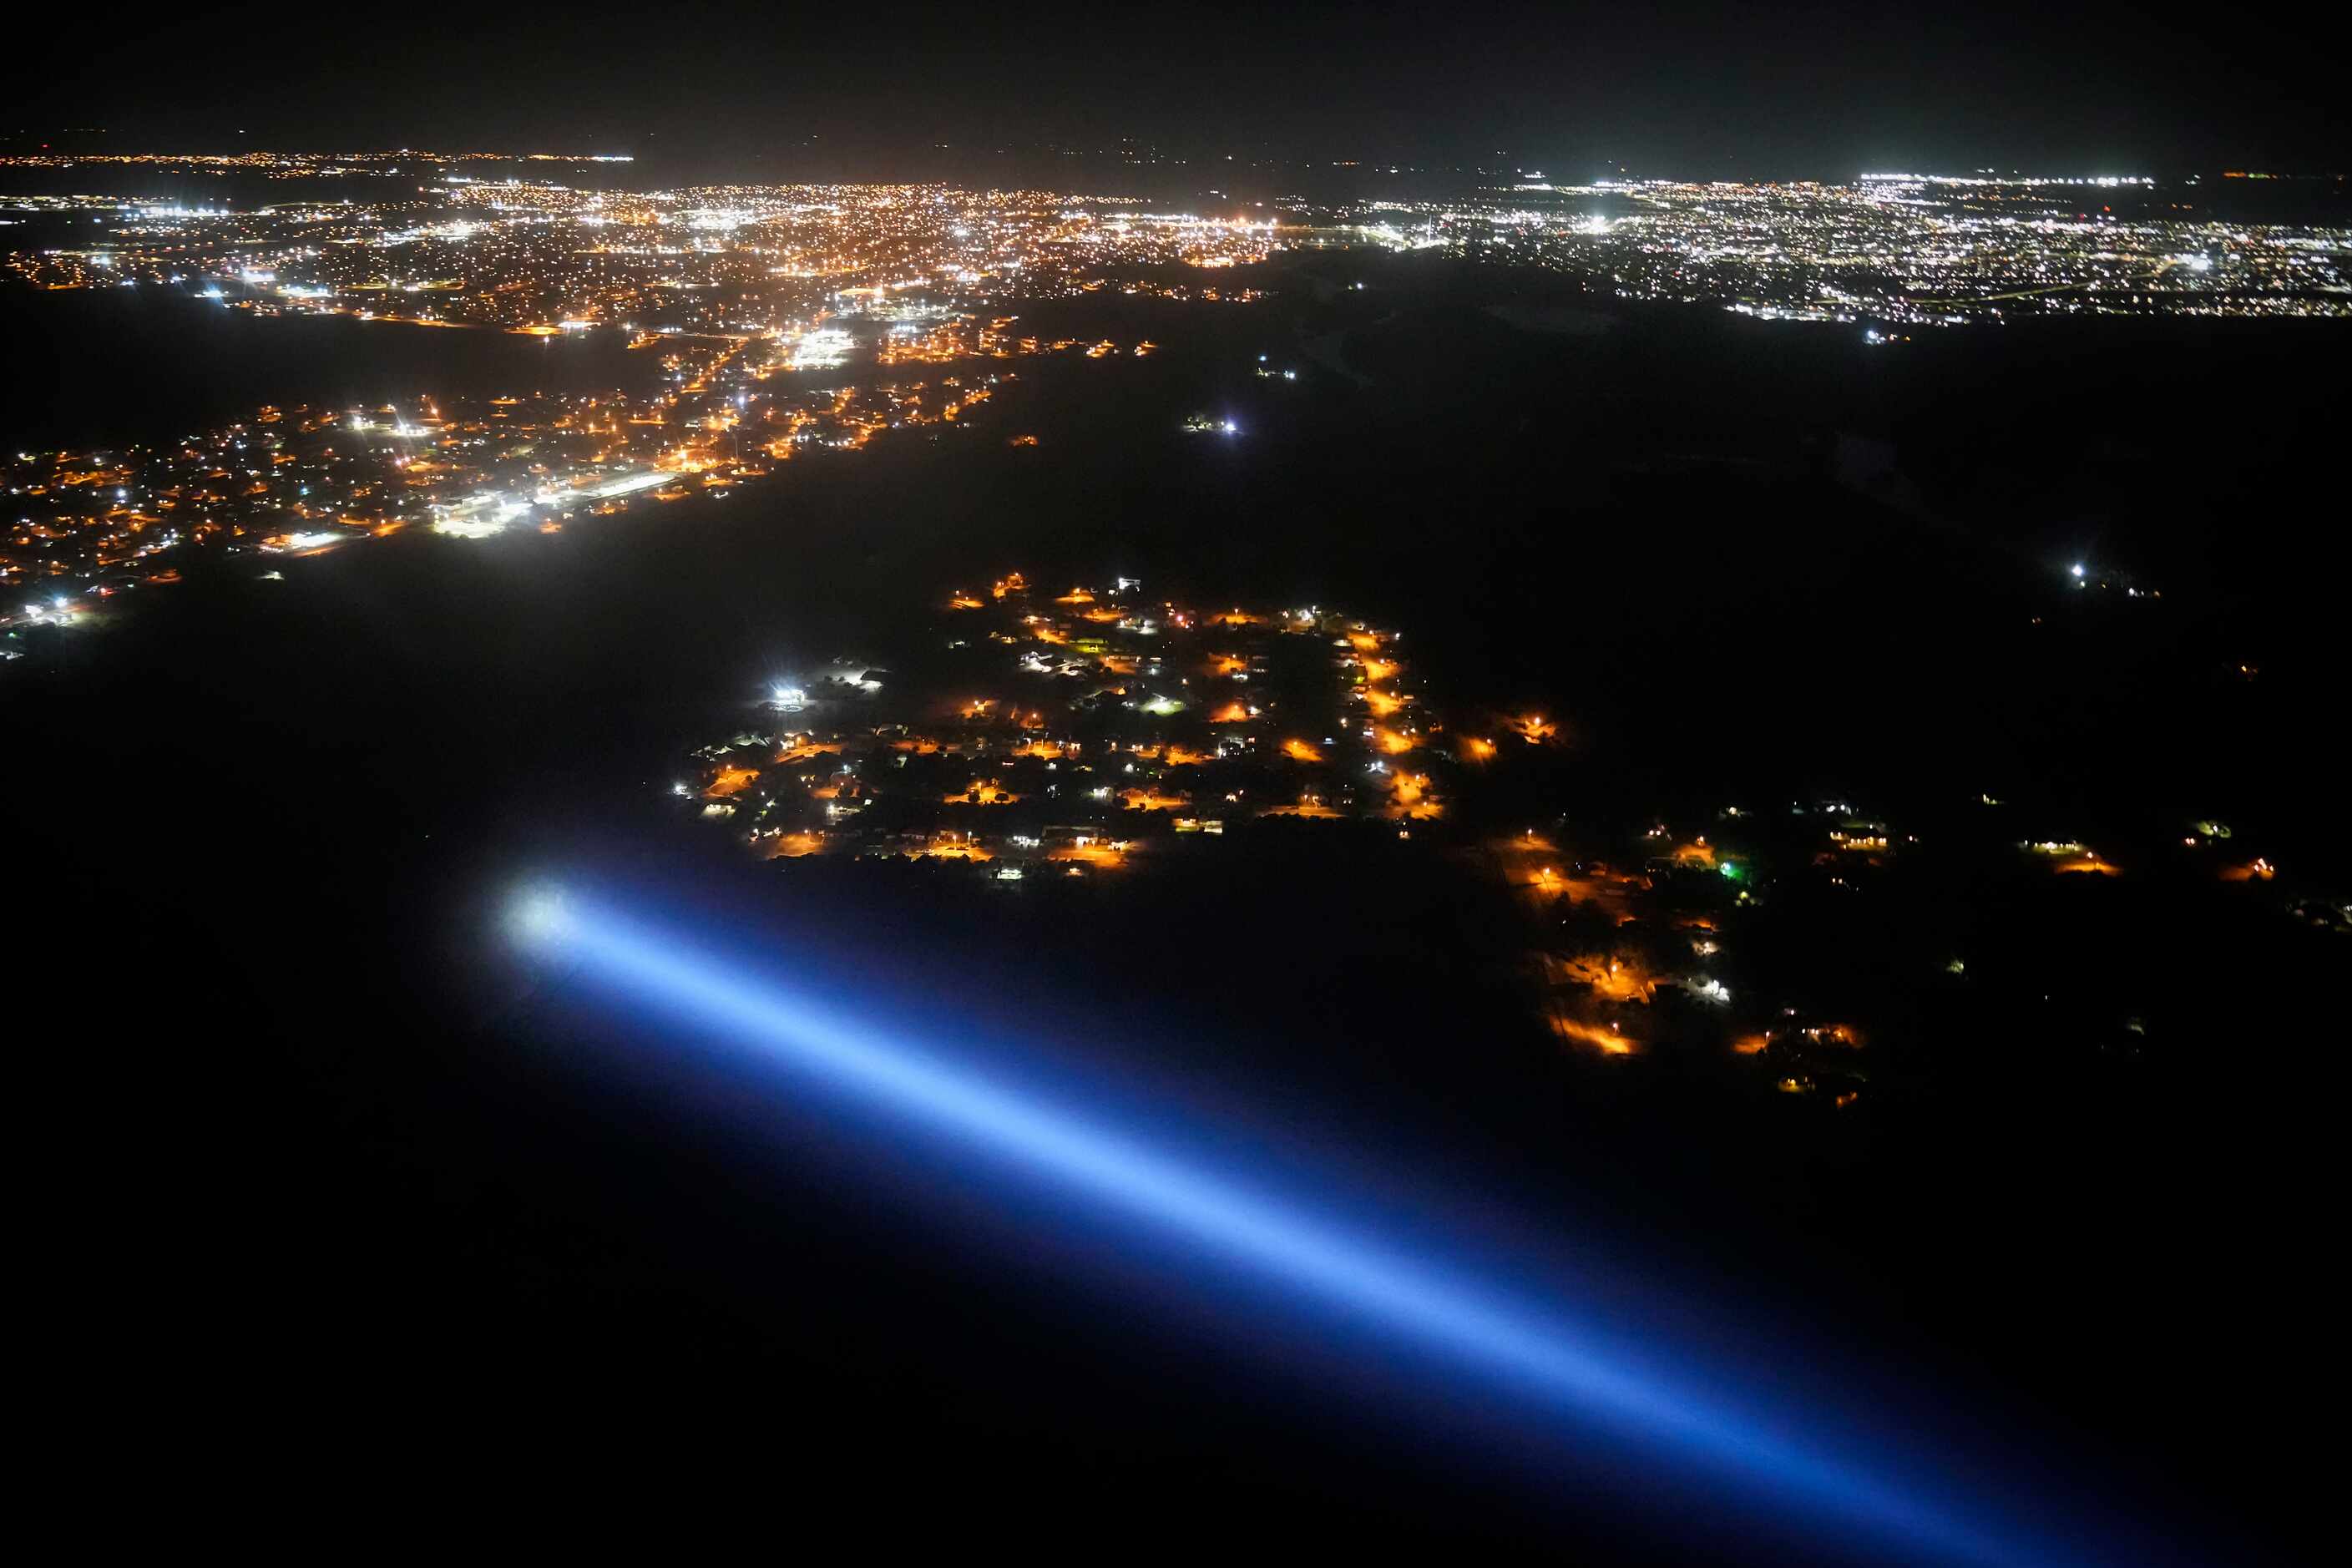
[18,3,2349,176]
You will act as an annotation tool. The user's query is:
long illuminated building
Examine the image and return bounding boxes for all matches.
[515,889,2180,1565]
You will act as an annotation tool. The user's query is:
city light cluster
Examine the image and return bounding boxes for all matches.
[1302,176,2350,323]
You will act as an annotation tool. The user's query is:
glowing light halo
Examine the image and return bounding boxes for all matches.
[520,893,2095,1565]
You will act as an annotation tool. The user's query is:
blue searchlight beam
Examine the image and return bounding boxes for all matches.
[518,891,2104,1565]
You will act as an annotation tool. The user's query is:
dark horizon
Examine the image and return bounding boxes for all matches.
[20,3,2351,179]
